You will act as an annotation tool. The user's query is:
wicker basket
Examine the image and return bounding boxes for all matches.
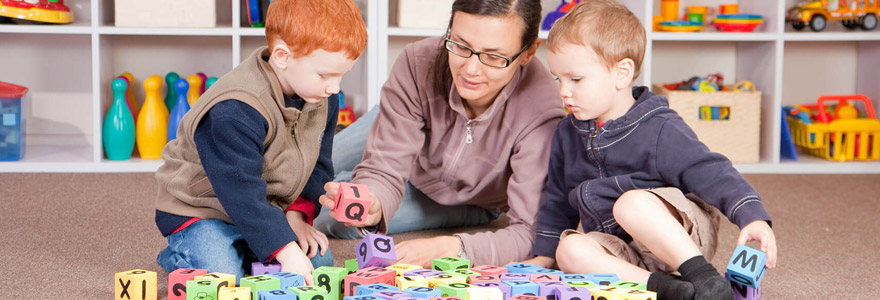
[654,85,762,163]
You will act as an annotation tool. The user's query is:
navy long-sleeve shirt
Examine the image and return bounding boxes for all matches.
[156,94,338,261]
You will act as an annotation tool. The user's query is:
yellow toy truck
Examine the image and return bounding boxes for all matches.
[787,0,879,31]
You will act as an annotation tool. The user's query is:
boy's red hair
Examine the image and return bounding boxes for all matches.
[265,0,367,60]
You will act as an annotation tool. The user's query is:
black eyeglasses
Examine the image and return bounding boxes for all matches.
[444,37,528,68]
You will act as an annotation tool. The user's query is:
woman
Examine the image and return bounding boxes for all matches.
[314,0,565,267]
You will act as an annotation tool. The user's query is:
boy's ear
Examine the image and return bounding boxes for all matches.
[615,58,635,90]
[517,39,541,65]
[270,41,292,70]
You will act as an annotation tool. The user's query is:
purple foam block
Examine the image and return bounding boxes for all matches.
[404,269,443,278]
[551,286,591,300]
[356,233,397,268]
[252,262,282,275]
[475,282,511,299]
[537,282,567,298]
[500,273,530,281]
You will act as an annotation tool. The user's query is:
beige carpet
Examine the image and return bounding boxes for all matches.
[1,173,878,299]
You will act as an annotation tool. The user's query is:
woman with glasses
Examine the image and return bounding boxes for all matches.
[314,0,565,267]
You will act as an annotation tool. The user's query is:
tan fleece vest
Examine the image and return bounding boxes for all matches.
[154,47,328,223]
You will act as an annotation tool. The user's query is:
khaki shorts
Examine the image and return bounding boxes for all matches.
[562,188,722,273]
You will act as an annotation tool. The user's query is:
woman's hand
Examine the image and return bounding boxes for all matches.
[395,236,460,268]
[319,182,383,227]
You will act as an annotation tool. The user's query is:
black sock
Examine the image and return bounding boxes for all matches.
[647,272,694,300]
[678,255,733,300]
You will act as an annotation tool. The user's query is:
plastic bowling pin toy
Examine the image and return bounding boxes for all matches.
[206,77,218,91]
[187,74,203,106]
[137,75,169,159]
[103,78,136,160]
[164,72,180,111]
[120,72,140,120]
[196,72,208,94]
[168,79,191,141]
[115,75,137,126]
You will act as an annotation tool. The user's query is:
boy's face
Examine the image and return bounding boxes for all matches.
[548,43,621,123]
[283,49,357,104]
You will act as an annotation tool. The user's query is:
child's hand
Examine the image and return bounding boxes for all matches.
[275,241,316,285]
[286,210,328,258]
[519,256,556,269]
[319,182,383,227]
[737,220,777,269]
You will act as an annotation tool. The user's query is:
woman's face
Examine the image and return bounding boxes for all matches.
[447,12,534,106]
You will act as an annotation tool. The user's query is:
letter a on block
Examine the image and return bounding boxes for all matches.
[335,182,372,225]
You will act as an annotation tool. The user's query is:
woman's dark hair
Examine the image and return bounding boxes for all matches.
[430,0,543,98]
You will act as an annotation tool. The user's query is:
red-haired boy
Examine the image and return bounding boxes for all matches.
[154,0,367,283]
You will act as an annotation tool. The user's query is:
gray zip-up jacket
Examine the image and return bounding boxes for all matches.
[353,36,565,265]
[532,86,772,258]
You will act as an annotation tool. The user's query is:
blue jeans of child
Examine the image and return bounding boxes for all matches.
[313,107,500,239]
[156,219,334,280]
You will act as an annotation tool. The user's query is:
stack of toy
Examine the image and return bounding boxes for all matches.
[713,14,763,32]
[0,81,28,161]
[784,94,880,161]
[102,71,217,160]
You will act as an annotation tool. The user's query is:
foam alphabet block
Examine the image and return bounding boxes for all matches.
[346,259,360,275]
[432,257,471,271]
[345,268,397,297]
[508,295,546,300]
[388,264,423,276]
[241,275,282,300]
[728,273,761,300]
[335,182,372,225]
[405,269,444,278]
[613,289,656,300]
[611,281,647,291]
[427,274,466,288]
[470,265,507,277]
[532,269,564,275]
[564,281,599,290]
[169,269,208,300]
[587,274,619,286]
[115,269,158,300]
[373,290,411,300]
[444,269,480,281]
[404,287,442,299]
[438,283,471,299]
[195,273,237,290]
[290,285,331,300]
[726,244,767,289]
[504,281,539,296]
[466,286,504,300]
[468,275,499,285]
[397,276,429,290]
[314,266,349,300]
[429,297,463,300]
[186,280,218,300]
[536,281,567,298]
[474,282,511,299]
[587,286,618,300]
[344,296,382,300]
[500,273,530,281]
[269,272,306,290]
[503,263,541,274]
[551,286,590,300]
[253,262,283,275]
[259,289,298,300]
[559,275,589,282]
[219,286,252,300]
[530,274,561,282]
[357,283,399,296]
[357,234,397,268]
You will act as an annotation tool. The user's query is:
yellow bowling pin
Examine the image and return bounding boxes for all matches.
[187,74,203,106]
[121,72,140,120]
[137,75,169,159]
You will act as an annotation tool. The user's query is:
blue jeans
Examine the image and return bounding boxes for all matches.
[314,107,499,239]
[157,219,334,280]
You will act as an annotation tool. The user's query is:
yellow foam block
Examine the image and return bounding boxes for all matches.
[115,269,158,300]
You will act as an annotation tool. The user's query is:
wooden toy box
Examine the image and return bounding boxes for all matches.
[396,0,454,29]
[115,0,216,28]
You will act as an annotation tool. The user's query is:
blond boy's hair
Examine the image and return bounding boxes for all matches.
[547,0,646,80]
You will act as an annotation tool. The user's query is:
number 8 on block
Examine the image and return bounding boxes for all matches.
[335,182,372,225]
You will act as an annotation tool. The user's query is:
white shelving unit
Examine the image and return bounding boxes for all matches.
[377,0,880,174]
[0,0,376,172]
[2,0,879,173]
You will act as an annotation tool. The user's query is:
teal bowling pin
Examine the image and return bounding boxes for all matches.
[103,78,136,160]
[167,79,191,141]
[206,77,218,91]
[164,72,180,111]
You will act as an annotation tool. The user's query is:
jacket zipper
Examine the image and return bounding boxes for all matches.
[583,121,605,233]
[443,118,474,183]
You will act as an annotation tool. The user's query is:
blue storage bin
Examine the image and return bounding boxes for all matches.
[0,81,28,161]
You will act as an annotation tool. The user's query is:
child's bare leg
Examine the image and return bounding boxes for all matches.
[555,232,650,282]
[614,190,732,300]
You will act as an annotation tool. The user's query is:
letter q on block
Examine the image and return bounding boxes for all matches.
[726,244,767,289]
[335,182,372,225]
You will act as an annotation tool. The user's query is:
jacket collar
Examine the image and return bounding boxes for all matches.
[447,64,524,122]
[571,86,668,135]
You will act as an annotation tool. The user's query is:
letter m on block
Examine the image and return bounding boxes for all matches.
[726,244,767,289]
